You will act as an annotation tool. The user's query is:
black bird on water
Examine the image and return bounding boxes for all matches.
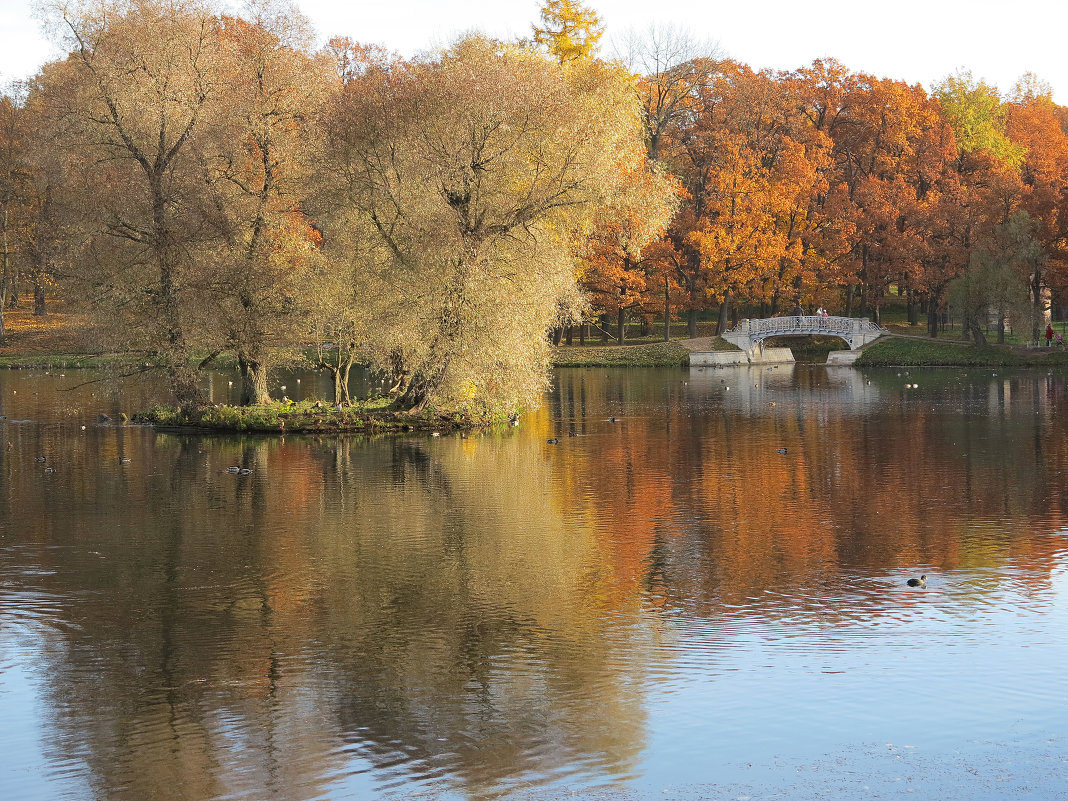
[907,575,927,587]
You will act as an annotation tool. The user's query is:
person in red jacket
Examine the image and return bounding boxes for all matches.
[1046,324,1055,346]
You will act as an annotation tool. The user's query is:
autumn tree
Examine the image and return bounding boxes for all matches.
[1005,78,1068,340]
[196,3,331,405]
[948,210,1037,344]
[36,0,221,408]
[936,71,1026,167]
[618,25,720,161]
[532,0,604,64]
[0,91,24,341]
[578,163,677,342]
[322,36,659,415]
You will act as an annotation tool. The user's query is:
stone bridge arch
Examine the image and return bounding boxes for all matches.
[720,316,887,362]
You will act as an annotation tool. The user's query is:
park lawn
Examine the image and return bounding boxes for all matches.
[857,335,1068,367]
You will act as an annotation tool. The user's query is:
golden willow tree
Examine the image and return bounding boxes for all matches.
[321,35,667,415]
[33,0,224,406]
[197,4,330,405]
[33,0,328,408]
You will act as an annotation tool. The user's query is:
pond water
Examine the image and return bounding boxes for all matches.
[2,363,1068,800]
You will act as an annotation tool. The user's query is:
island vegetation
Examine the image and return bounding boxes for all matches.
[3,0,1068,432]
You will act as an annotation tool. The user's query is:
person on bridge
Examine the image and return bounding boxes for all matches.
[792,302,803,328]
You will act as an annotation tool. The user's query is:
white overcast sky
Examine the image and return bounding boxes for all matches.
[2,0,1066,103]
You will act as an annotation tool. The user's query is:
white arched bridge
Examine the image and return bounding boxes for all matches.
[724,315,887,351]
[696,315,888,365]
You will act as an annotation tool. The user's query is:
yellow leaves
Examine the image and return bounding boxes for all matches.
[532,0,604,64]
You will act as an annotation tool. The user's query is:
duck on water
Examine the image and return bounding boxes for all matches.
[907,575,927,587]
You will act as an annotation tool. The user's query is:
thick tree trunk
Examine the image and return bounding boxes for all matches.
[687,308,697,339]
[238,352,271,406]
[715,290,732,335]
[565,326,573,346]
[616,307,625,343]
[579,323,586,345]
[927,302,939,338]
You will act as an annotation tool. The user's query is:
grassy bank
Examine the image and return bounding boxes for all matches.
[550,339,700,367]
[135,398,481,435]
[856,335,1068,367]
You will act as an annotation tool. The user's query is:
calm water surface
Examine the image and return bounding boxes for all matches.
[2,364,1068,800]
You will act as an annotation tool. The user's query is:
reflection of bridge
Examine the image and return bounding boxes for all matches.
[715,316,888,364]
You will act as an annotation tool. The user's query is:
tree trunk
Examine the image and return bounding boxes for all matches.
[339,353,355,405]
[927,301,939,338]
[1032,270,1045,345]
[238,353,271,406]
[715,290,732,335]
[330,366,344,406]
[33,281,46,316]
[663,276,671,341]
[616,307,625,343]
[907,287,919,326]
[579,323,587,345]
[565,326,573,346]
[687,308,697,339]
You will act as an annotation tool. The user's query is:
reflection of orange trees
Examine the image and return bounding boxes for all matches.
[546,369,1068,614]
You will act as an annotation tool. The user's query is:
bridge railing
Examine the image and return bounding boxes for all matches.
[726,316,884,340]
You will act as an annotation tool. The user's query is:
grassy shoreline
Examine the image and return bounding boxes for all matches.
[855,335,1068,367]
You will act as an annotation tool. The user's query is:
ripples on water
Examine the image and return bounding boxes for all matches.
[2,366,1068,800]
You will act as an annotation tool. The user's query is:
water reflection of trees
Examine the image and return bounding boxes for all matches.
[3,367,1068,799]
[5,429,651,800]
[544,367,1068,617]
